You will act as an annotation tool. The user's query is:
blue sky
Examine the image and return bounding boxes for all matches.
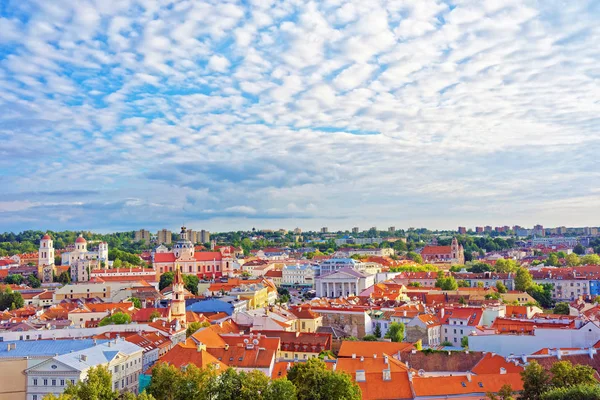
[0,0,599,233]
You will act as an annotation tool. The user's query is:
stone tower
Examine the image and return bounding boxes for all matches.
[38,233,55,283]
[170,264,187,327]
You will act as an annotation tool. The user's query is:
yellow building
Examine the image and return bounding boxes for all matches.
[290,306,323,333]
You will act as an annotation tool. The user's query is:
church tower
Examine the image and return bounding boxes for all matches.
[170,265,187,326]
[38,234,55,284]
[173,226,194,260]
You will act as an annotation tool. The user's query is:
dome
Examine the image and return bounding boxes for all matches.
[42,234,51,240]
[75,235,87,243]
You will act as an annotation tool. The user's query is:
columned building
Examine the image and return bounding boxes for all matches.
[315,267,375,298]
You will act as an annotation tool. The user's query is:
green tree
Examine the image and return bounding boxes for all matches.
[572,244,585,255]
[129,297,142,309]
[384,322,405,342]
[147,363,182,400]
[496,281,507,293]
[515,267,533,291]
[264,378,297,400]
[288,358,361,400]
[495,259,519,273]
[541,384,600,400]
[457,280,470,288]
[63,366,118,400]
[546,254,559,267]
[565,253,580,267]
[159,271,174,291]
[112,259,122,269]
[0,287,24,310]
[373,323,382,338]
[436,275,458,290]
[186,321,211,337]
[183,274,199,295]
[521,361,550,400]
[527,283,554,309]
[149,311,161,321]
[553,303,570,315]
[461,336,469,348]
[581,254,600,265]
[549,360,596,388]
[99,312,132,326]
[58,271,71,284]
[487,384,514,400]
[5,274,24,285]
[362,334,377,341]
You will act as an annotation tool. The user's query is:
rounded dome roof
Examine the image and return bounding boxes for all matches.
[75,236,87,243]
[42,234,51,240]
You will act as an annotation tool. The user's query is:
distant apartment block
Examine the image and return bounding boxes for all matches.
[475,227,484,233]
[352,227,359,234]
[200,230,210,243]
[187,229,197,244]
[388,226,395,232]
[157,229,172,244]
[134,229,151,244]
[458,227,467,234]
[484,226,492,233]
[321,227,328,233]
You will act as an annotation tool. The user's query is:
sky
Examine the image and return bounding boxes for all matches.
[0,0,599,234]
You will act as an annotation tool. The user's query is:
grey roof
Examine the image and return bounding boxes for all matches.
[0,339,107,359]
[52,339,144,371]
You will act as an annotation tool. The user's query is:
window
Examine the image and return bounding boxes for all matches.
[33,378,38,386]
[43,379,48,386]
[60,379,65,386]
[33,396,38,400]
[52,379,56,386]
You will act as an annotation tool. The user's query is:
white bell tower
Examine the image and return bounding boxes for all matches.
[38,234,54,266]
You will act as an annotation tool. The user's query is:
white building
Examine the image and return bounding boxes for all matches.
[318,258,365,275]
[61,235,108,266]
[282,264,317,287]
[315,267,375,298]
[25,339,143,400]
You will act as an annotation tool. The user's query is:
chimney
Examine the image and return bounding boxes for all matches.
[360,356,364,362]
[440,308,445,319]
[352,353,356,359]
[384,355,389,364]
[500,367,506,375]
[466,372,472,382]
[80,355,87,362]
[373,353,377,359]
[589,347,595,359]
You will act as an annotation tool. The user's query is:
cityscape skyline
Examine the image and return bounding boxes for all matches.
[1,1,599,232]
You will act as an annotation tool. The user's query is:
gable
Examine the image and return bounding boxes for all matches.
[26,358,80,374]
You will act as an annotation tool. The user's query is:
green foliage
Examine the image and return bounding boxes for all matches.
[541,384,600,400]
[549,360,596,388]
[27,274,41,288]
[384,322,405,342]
[469,262,493,273]
[288,358,361,400]
[486,384,514,400]
[527,283,554,309]
[0,286,24,310]
[99,312,131,326]
[343,336,359,341]
[457,280,470,287]
[546,253,560,267]
[572,244,586,255]
[515,267,533,291]
[565,253,580,267]
[186,321,211,337]
[435,275,458,290]
[406,251,423,264]
[581,254,600,265]
[440,340,453,346]
[373,323,382,338]
[159,271,174,291]
[42,366,126,400]
[408,281,422,287]
[148,363,296,400]
[362,334,377,341]
[108,249,142,265]
[183,274,199,295]
[461,336,468,348]
[129,297,142,309]
[553,302,570,315]
[495,259,519,273]
[57,271,71,284]
[495,281,507,293]
[4,274,23,285]
[521,361,550,400]
[149,311,161,321]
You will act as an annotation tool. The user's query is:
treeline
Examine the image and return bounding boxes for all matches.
[0,230,151,256]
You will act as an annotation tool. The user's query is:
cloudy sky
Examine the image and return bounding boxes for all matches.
[0,0,599,233]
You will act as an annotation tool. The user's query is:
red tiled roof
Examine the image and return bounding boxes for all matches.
[75,236,87,243]
[338,341,415,358]
[195,252,223,261]
[154,253,176,263]
[421,245,452,255]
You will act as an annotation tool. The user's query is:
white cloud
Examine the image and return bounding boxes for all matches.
[207,55,231,72]
[0,0,599,232]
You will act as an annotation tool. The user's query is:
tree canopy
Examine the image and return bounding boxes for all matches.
[287,358,361,400]
[99,312,132,326]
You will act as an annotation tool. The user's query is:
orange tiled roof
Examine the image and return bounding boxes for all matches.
[148,343,227,373]
[471,352,524,375]
[338,341,415,358]
[412,373,523,397]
